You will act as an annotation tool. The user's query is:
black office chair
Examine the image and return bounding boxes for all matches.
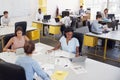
[3,34,14,49]
[0,15,3,25]
[15,21,27,35]
[0,61,26,80]
[62,11,69,18]
[87,21,92,32]
[73,32,84,56]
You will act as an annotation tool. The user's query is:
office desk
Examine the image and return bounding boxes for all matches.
[0,43,120,80]
[0,25,36,36]
[85,30,120,60]
[33,21,62,36]
[70,14,81,18]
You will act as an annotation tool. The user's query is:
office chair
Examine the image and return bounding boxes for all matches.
[0,61,26,80]
[73,32,84,55]
[15,21,27,35]
[62,11,69,18]
[0,15,3,25]
[87,21,92,32]
[3,34,14,49]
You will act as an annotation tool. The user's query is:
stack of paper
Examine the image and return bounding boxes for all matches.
[71,65,87,74]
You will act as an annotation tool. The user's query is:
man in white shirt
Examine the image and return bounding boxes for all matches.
[36,8,44,21]
[1,11,10,26]
[60,12,72,34]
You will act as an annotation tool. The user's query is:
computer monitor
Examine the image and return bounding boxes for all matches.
[43,15,51,21]
[108,14,115,20]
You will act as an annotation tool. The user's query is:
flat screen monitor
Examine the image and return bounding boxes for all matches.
[108,14,115,19]
[43,15,51,21]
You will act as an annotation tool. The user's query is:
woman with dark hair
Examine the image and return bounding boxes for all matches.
[3,27,29,52]
[52,27,80,57]
[16,41,50,80]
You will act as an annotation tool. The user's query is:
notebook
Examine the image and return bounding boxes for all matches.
[15,48,24,55]
[55,18,60,22]
[69,56,87,63]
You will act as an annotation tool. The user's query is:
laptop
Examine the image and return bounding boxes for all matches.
[15,48,24,55]
[55,18,60,23]
[69,56,87,63]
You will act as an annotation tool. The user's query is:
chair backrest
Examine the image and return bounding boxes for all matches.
[0,15,3,25]
[87,21,92,32]
[15,21,27,35]
[0,61,26,80]
[62,11,69,18]
[73,32,83,55]
[3,34,14,49]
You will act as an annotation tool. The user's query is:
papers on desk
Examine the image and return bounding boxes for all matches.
[51,71,68,80]
[55,58,72,68]
[41,63,55,76]
[71,65,87,74]
[54,50,75,58]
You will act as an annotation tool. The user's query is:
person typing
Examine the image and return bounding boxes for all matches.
[91,15,109,34]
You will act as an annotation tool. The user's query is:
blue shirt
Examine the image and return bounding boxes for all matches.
[91,20,103,33]
[16,55,50,80]
[59,36,79,53]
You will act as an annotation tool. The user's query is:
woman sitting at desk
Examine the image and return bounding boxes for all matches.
[51,27,80,57]
[16,41,50,80]
[3,27,29,52]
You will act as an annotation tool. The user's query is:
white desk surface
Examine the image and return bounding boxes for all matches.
[86,30,120,41]
[0,43,120,80]
[33,20,62,26]
[70,14,81,18]
[0,26,37,36]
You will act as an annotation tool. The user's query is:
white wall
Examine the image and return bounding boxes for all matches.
[47,0,80,17]
[0,0,38,25]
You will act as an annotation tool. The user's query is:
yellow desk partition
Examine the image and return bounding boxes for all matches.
[27,29,40,41]
[49,26,61,35]
[84,35,98,47]
[32,22,43,30]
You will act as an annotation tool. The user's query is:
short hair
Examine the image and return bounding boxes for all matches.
[96,14,102,19]
[64,27,73,34]
[24,41,35,54]
[3,11,8,15]
[38,8,41,11]
[80,6,83,8]
[15,27,23,36]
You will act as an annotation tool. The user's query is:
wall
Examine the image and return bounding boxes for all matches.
[0,0,39,25]
[47,0,80,17]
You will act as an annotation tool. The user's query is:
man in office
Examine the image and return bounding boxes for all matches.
[1,11,10,26]
[79,6,85,15]
[36,8,44,21]
[91,14,109,34]
[60,12,72,34]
